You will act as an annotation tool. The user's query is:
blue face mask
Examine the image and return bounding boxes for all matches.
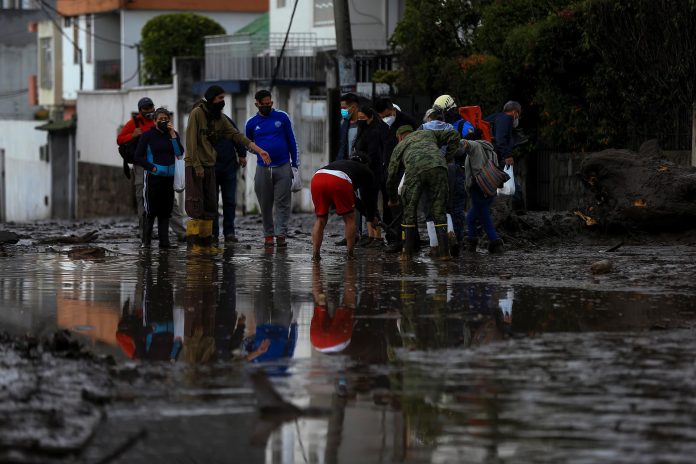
[340,108,350,120]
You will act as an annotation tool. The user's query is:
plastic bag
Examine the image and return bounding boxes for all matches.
[174,157,185,192]
[291,166,303,192]
[497,165,515,196]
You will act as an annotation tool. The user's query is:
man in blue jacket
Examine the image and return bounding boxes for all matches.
[245,89,299,248]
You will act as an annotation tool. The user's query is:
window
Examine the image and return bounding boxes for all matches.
[63,16,71,27]
[85,15,92,64]
[277,0,286,7]
[314,0,334,26]
[73,21,79,64]
[40,37,53,89]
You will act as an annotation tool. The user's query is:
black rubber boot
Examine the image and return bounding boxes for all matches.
[435,224,450,259]
[466,238,478,253]
[141,216,155,248]
[402,225,417,256]
[158,217,177,249]
[488,238,504,254]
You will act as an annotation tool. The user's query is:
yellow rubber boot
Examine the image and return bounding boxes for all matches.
[186,219,201,249]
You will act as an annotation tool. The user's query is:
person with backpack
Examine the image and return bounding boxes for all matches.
[462,139,504,254]
[117,97,156,237]
[432,94,475,139]
[185,85,270,249]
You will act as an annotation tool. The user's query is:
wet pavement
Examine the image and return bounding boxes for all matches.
[1,214,696,463]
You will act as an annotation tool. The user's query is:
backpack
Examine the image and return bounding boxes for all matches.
[458,106,492,142]
[117,113,140,164]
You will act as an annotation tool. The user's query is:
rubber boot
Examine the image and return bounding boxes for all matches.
[186,219,201,250]
[449,232,460,257]
[435,224,450,260]
[141,215,155,248]
[158,217,177,249]
[488,238,504,254]
[199,219,220,253]
[466,238,478,253]
[401,224,417,256]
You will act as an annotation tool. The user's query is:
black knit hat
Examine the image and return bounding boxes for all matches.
[204,85,225,102]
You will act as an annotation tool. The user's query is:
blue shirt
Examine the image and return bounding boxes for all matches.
[245,109,299,168]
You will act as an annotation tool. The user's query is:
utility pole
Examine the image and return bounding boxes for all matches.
[333,0,356,93]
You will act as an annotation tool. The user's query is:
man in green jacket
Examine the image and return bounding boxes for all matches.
[185,85,270,248]
[386,125,461,258]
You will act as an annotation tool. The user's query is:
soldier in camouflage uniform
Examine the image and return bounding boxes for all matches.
[386,125,461,258]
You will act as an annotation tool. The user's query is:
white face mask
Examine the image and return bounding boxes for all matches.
[513,116,519,128]
[383,115,396,127]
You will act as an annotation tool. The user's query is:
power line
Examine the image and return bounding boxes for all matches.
[38,0,136,49]
[270,0,300,91]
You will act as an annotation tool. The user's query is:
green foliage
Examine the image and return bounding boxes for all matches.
[389,0,480,97]
[390,0,696,152]
[141,13,225,85]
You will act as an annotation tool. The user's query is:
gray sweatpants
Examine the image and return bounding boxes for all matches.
[254,162,292,238]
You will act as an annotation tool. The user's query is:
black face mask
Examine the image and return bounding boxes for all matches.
[142,111,155,120]
[258,105,272,116]
[157,120,169,132]
[357,120,368,130]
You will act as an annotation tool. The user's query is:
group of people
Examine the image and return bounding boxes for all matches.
[310,93,523,261]
[117,85,522,262]
[117,86,299,250]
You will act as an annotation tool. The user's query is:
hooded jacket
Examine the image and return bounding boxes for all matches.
[185,103,252,169]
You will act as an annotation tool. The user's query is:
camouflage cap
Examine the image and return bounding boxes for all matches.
[396,125,414,137]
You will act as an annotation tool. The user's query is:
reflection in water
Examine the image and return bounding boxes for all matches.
[244,254,297,370]
[116,252,181,361]
[1,247,696,463]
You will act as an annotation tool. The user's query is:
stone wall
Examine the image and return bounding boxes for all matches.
[77,162,135,218]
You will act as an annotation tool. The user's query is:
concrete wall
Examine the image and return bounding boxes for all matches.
[77,161,134,218]
[0,8,43,120]
[0,121,51,221]
[76,84,177,168]
[270,0,404,50]
[0,43,37,120]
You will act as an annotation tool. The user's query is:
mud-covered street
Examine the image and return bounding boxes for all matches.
[1,214,696,463]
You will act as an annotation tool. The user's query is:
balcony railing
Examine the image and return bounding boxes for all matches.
[205,33,332,82]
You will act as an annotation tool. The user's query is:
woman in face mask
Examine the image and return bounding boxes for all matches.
[134,107,184,249]
[352,104,390,248]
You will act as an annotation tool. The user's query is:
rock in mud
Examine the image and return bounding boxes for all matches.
[579,139,696,232]
[591,259,613,275]
[0,231,20,244]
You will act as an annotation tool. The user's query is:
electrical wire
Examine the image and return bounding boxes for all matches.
[38,0,137,49]
[270,0,300,90]
[0,89,28,99]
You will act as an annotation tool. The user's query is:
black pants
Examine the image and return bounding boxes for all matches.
[143,173,174,220]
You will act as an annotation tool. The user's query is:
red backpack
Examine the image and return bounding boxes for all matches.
[458,106,492,142]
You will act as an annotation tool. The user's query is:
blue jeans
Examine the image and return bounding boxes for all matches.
[213,166,238,238]
[466,184,499,241]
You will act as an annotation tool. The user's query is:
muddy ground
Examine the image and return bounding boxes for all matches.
[1,212,696,463]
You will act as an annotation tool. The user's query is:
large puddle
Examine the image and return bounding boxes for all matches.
[1,242,696,463]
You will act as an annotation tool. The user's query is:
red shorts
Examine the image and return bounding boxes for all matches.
[311,171,355,216]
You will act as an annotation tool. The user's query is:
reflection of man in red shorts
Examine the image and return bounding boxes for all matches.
[310,260,356,352]
[310,157,378,261]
